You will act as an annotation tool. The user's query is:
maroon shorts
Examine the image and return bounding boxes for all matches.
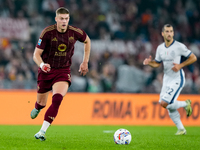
[37,67,71,93]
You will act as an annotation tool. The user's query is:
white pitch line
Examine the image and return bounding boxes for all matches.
[103,130,115,133]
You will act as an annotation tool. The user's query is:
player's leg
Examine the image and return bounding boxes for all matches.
[33,92,50,141]
[31,92,49,119]
[159,82,186,135]
[44,81,69,124]
[160,81,186,109]
[31,79,52,119]
[32,80,53,141]
[167,99,192,117]
[36,81,69,140]
[165,83,192,117]
[168,109,186,135]
[35,70,71,141]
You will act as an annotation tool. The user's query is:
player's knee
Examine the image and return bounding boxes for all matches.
[37,99,47,106]
[52,93,63,108]
[160,100,168,108]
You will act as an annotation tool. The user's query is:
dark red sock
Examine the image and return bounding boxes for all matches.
[44,93,63,124]
[35,102,45,110]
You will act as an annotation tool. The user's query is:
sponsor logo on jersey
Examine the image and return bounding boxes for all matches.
[163,59,174,61]
[55,52,67,56]
[58,44,67,52]
[38,39,42,46]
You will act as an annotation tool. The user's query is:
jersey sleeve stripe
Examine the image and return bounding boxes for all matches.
[186,52,192,58]
[69,26,83,35]
[40,25,56,38]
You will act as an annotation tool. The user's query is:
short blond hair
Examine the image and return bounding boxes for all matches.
[56,7,70,16]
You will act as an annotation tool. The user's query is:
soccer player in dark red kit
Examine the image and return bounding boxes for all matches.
[30,7,91,141]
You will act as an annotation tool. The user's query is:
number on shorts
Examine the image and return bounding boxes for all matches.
[166,88,174,95]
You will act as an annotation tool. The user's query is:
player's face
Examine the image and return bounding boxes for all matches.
[162,27,174,42]
[55,14,70,32]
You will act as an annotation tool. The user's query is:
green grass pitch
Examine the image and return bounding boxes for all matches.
[0,125,199,150]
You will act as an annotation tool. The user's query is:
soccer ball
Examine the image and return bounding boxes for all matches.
[113,129,131,145]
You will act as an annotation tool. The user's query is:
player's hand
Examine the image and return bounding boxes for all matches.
[172,63,181,72]
[79,62,89,76]
[41,63,51,73]
[143,55,152,65]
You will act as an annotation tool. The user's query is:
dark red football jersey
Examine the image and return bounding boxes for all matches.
[36,24,87,68]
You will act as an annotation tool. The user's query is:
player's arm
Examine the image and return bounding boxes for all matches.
[83,35,91,63]
[172,53,197,72]
[143,55,161,68]
[79,35,91,76]
[180,53,197,67]
[33,47,51,72]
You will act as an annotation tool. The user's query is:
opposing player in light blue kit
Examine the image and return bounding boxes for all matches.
[143,24,197,135]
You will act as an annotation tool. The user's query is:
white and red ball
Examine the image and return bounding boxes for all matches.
[113,129,132,145]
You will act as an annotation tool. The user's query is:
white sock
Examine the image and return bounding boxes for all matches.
[168,109,184,130]
[166,100,187,110]
[40,120,50,132]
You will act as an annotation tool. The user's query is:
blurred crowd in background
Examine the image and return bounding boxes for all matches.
[0,0,200,93]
